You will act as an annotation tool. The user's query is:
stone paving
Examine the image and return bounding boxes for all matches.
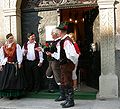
[0,98,120,109]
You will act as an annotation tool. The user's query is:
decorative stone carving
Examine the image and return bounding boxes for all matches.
[37,0,54,7]
[22,0,97,10]
[53,0,64,4]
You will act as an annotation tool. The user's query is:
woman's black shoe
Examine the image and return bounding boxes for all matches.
[0,96,3,99]
[16,96,22,99]
[8,97,14,100]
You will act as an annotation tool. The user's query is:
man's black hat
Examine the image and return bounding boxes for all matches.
[56,22,69,31]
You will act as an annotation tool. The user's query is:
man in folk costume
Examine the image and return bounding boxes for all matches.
[56,22,79,108]
[45,28,62,94]
[22,33,44,92]
[0,33,25,99]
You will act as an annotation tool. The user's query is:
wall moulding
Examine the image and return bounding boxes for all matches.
[3,8,21,17]
[98,0,116,9]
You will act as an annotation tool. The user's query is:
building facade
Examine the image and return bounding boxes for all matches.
[0,0,120,99]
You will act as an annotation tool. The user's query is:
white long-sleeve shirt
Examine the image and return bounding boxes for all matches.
[0,44,23,65]
[51,37,61,60]
[22,41,44,63]
[61,35,79,64]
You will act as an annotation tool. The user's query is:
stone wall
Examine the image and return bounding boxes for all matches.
[0,0,5,42]
[21,10,58,44]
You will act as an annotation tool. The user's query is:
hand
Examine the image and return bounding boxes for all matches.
[35,47,42,52]
[46,51,52,56]
[24,50,28,54]
[38,62,42,67]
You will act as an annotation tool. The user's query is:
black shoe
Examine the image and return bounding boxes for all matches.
[48,89,55,93]
[0,96,3,99]
[34,91,40,94]
[55,96,66,102]
[60,100,67,106]
[8,97,14,100]
[62,101,74,108]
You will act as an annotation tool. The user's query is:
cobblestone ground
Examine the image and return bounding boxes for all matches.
[0,98,120,109]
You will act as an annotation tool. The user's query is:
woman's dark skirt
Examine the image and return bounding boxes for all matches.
[0,63,26,98]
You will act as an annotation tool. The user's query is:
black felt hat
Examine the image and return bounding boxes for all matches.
[56,22,69,30]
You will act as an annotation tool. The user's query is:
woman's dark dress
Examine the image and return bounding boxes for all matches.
[0,43,26,98]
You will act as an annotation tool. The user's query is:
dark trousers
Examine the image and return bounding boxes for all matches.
[23,60,40,91]
[60,61,75,87]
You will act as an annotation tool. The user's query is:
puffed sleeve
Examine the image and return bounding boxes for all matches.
[51,42,60,60]
[22,45,25,56]
[0,46,7,65]
[39,51,44,63]
[16,44,23,64]
[64,40,79,64]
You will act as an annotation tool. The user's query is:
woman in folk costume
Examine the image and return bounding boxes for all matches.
[0,33,26,100]
[69,33,81,91]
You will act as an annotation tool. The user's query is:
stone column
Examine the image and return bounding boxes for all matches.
[97,0,118,98]
[3,8,22,44]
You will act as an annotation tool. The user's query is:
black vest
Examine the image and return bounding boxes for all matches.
[60,36,73,64]
[50,39,60,53]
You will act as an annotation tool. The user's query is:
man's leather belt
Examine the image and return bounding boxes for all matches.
[25,59,39,62]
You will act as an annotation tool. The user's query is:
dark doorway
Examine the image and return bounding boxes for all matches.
[59,7,100,90]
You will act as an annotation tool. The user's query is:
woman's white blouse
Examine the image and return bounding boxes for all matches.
[0,44,23,65]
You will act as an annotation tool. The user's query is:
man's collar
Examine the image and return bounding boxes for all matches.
[27,41,36,44]
[54,37,61,41]
[61,34,69,40]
